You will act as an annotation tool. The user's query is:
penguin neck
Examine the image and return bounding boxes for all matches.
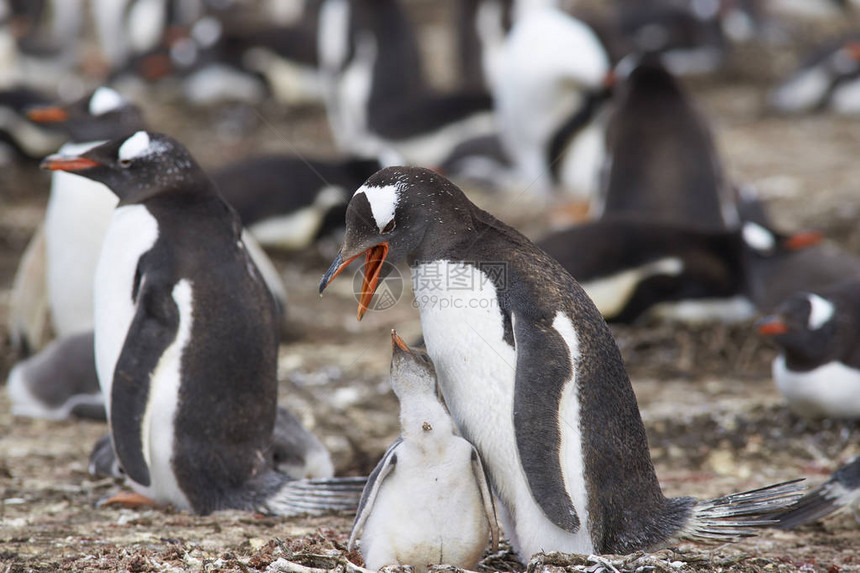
[398,393,454,444]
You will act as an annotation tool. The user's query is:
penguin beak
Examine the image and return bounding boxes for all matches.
[319,242,390,321]
[391,329,412,354]
[757,316,789,336]
[26,106,69,123]
[39,154,101,172]
[783,230,823,251]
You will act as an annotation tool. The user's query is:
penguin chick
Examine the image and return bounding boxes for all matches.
[349,331,498,573]
[757,280,860,419]
[775,457,860,529]
[41,131,362,515]
[320,166,803,559]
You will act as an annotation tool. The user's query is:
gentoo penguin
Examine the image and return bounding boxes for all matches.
[775,457,860,529]
[320,166,802,559]
[90,405,335,481]
[318,0,495,167]
[211,154,380,251]
[349,331,498,572]
[23,87,289,337]
[40,131,362,515]
[594,56,737,232]
[536,218,754,324]
[615,0,727,76]
[0,87,64,162]
[493,7,612,199]
[769,35,860,115]
[757,279,860,420]
[6,331,104,420]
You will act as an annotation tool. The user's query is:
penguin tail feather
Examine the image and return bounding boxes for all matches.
[680,479,805,543]
[257,476,368,517]
[772,479,860,530]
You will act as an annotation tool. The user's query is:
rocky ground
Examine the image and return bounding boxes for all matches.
[2,2,860,572]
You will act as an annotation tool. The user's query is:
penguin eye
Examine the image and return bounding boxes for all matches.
[381,220,396,234]
[119,158,132,168]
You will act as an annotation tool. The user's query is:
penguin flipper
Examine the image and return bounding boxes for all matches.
[348,438,402,551]
[89,433,124,479]
[511,315,582,534]
[110,279,181,488]
[469,446,499,551]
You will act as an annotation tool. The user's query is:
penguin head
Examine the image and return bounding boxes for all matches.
[389,330,436,399]
[319,166,471,320]
[757,292,839,361]
[40,131,203,205]
[26,87,145,143]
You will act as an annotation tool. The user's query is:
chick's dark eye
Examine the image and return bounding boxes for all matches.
[119,158,132,168]
[382,220,396,234]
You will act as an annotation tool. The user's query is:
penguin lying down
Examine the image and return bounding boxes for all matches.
[320,166,805,559]
[40,131,364,515]
[349,331,498,572]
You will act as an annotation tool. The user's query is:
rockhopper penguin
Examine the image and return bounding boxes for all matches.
[349,331,498,572]
[41,131,364,515]
[320,166,802,559]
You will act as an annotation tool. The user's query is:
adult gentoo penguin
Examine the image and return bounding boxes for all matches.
[594,56,736,231]
[757,279,860,420]
[774,457,860,529]
[320,166,802,558]
[41,131,363,515]
[349,331,498,572]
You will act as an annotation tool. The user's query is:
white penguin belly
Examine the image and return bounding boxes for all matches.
[413,261,594,558]
[361,439,489,572]
[45,142,117,336]
[93,205,158,418]
[387,111,497,168]
[773,355,860,420]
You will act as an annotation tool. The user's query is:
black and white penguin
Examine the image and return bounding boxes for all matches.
[90,405,335,481]
[757,279,860,420]
[775,456,860,529]
[318,0,495,167]
[0,87,64,162]
[769,34,860,115]
[349,331,498,572]
[537,218,753,324]
[493,6,612,199]
[320,166,802,559]
[6,331,104,420]
[212,154,380,251]
[594,56,737,232]
[40,131,362,515]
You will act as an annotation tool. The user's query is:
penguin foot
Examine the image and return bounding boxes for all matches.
[98,491,159,509]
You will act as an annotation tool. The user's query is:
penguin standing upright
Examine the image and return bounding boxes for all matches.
[320,166,802,559]
[350,331,498,572]
[41,131,363,515]
[757,279,860,420]
[595,56,736,231]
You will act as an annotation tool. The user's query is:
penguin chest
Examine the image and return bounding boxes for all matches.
[44,145,118,336]
[412,262,519,500]
[361,439,488,572]
[93,205,159,412]
[773,355,860,419]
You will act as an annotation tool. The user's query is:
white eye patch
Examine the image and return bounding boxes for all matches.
[742,222,776,252]
[807,293,835,330]
[118,131,153,161]
[89,87,126,116]
[354,183,399,232]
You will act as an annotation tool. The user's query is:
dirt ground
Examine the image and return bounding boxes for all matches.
[2,2,860,572]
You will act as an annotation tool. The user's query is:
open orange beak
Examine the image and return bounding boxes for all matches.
[40,155,101,172]
[784,230,823,251]
[391,329,411,353]
[26,106,69,123]
[319,242,389,321]
[757,316,789,336]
